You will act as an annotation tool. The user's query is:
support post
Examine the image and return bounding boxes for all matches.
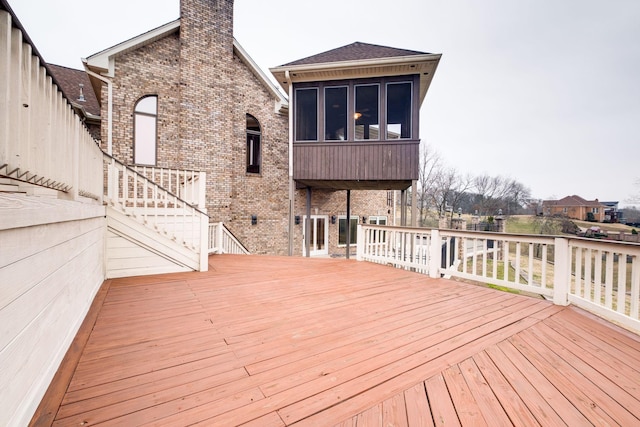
[305,187,311,257]
[288,178,294,256]
[400,189,406,226]
[411,180,417,227]
[346,189,351,259]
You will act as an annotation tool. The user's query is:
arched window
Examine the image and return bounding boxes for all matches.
[246,114,261,174]
[134,96,157,165]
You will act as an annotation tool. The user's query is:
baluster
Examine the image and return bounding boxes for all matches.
[142,177,148,224]
[502,241,509,281]
[605,251,614,309]
[133,168,138,212]
[584,249,592,301]
[181,197,186,245]
[514,242,521,285]
[528,243,534,286]
[183,170,188,204]
[541,244,548,289]
[594,249,603,305]
[482,239,487,277]
[574,247,582,297]
[631,256,639,319]
[492,241,498,280]
[153,181,158,230]
[617,252,627,314]
[190,169,195,204]
[122,166,129,209]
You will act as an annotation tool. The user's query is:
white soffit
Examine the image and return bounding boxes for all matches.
[270,53,441,105]
[83,20,180,76]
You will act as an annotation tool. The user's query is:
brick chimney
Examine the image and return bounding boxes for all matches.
[178,0,235,170]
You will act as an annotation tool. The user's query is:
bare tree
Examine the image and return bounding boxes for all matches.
[502,179,531,215]
[473,175,530,216]
[429,167,473,225]
[417,145,442,225]
[626,178,640,205]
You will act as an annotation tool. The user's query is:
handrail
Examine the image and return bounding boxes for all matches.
[104,152,207,216]
[357,224,640,334]
[130,165,206,208]
[208,222,250,255]
[104,152,209,271]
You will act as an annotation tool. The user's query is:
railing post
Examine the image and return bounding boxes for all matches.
[553,237,570,306]
[216,221,224,254]
[356,224,364,261]
[198,212,208,271]
[429,229,441,278]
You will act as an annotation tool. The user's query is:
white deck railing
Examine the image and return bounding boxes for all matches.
[208,222,250,255]
[130,166,205,208]
[0,11,102,201]
[357,224,640,333]
[104,154,209,270]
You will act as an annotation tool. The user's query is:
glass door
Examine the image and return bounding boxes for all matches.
[302,215,329,256]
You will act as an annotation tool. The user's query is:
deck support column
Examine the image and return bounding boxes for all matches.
[305,187,311,257]
[400,189,407,226]
[346,189,351,259]
[411,180,417,227]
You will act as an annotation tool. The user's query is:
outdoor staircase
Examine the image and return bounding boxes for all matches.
[103,154,210,278]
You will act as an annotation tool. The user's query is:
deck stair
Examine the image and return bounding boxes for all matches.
[103,153,209,277]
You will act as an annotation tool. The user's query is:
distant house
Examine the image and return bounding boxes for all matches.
[542,195,607,222]
[601,201,621,223]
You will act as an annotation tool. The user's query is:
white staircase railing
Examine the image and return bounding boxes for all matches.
[357,224,640,334]
[104,153,209,270]
[208,222,250,255]
[130,165,205,208]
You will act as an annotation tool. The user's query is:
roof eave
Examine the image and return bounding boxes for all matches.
[233,39,288,113]
[83,19,180,77]
[270,53,441,105]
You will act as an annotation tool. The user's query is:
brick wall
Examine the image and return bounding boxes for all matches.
[293,189,391,256]
[102,0,391,255]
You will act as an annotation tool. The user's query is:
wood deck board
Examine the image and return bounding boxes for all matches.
[37,255,640,426]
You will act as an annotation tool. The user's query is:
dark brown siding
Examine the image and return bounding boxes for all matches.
[294,140,419,182]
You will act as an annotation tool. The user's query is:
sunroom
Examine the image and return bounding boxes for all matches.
[271,42,441,192]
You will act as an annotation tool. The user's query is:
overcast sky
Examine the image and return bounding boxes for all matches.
[10,0,640,206]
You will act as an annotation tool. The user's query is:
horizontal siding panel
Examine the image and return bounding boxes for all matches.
[0,217,104,309]
[294,141,419,182]
[0,215,104,426]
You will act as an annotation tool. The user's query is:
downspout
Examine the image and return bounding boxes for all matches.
[83,65,113,156]
[286,70,294,256]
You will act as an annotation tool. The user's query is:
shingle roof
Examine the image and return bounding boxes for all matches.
[281,42,429,66]
[48,64,101,117]
[544,195,606,207]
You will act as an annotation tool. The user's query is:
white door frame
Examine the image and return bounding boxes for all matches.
[302,215,329,256]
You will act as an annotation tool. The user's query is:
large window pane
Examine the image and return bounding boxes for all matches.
[354,84,379,140]
[338,217,358,245]
[324,86,347,141]
[134,95,157,165]
[386,82,412,139]
[295,88,318,141]
[246,114,261,174]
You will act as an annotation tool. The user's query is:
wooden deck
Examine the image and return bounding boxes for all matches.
[35,255,640,426]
